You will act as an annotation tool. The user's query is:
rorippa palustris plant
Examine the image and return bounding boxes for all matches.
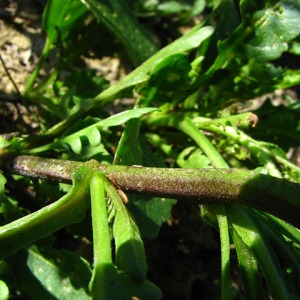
[1,0,300,299]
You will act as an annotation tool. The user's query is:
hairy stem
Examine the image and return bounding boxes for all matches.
[6,155,300,228]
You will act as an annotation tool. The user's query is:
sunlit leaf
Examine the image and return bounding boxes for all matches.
[59,108,158,154]
[98,108,159,127]
[245,1,300,62]
[42,0,89,50]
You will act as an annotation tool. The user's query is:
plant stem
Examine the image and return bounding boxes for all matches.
[0,162,93,259]
[213,204,236,300]
[176,117,229,168]
[90,174,112,299]
[6,155,300,228]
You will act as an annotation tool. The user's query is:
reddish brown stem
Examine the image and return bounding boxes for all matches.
[6,155,300,228]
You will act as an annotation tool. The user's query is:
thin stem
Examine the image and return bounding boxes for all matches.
[6,155,300,228]
[177,117,229,168]
[0,53,22,100]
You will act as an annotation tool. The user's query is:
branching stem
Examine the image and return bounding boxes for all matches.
[6,155,300,228]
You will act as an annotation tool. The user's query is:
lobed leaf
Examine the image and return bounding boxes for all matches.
[60,125,102,154]
[59,108,158,154]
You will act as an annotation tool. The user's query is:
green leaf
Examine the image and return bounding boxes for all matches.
[208,0,300,91]
[249,99,300,150]
[90,173,162,299]
[104,178,148,284]
[83,0,158,66]
[228,205,290,299]
[98,107,159,127]
[114,210,148,283]
[18,239,92,300]
[24,0,89,94]
[138,53,192,105]
[42,0,89,50]
[127,195,176,239]
[231,227,265,299]
[177,146,211,168]
[60,123,102,154]
[59,108,158,154]
[278,69,300,89]
[114,118,176,239]
[0,163,93,260]
[245,1,300,62]
[89,173,113,298]
[92,25,214,106]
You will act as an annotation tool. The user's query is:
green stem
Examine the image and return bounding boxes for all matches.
[0,162,94,259]
[7,155,300,228]
[90,174,112,265]
[198,123,283,176]
[145,113,228,168]
[213,204,236,300]
[23,38,52,96]
[177,117,229,168]
[90,173,112,300]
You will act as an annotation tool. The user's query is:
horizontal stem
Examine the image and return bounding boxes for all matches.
[6,155,300,228]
